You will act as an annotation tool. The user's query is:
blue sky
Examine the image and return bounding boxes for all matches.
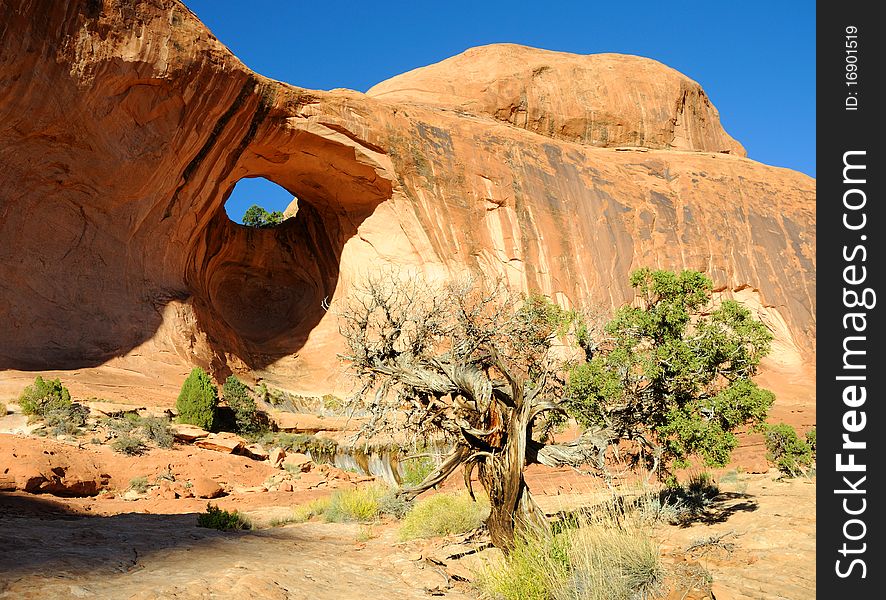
[184,1,816,222]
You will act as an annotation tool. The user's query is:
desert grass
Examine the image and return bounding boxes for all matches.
[477,501,664,600]
[398,491,490,541]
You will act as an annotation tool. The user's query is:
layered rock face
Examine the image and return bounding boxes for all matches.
[0,0,814,400]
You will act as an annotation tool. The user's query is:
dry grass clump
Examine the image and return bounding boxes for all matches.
[477,503,664,600]
[398,491,489,541]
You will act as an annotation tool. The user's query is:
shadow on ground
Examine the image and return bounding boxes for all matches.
[0,492,241,578]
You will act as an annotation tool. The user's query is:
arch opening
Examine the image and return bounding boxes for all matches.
[223,176,298,226]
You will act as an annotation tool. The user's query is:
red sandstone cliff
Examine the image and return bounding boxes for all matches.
[0,0,814,405]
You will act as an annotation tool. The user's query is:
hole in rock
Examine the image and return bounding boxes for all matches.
[223,177,298,226]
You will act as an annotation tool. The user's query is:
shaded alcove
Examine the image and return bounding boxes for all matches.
[184,123,395,377]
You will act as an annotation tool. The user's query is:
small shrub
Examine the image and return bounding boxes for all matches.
[398,491,489,541]
[129,476,149,493]
[378,490,414,519]
[197,503,252,531]
[176,368,218,430]
[0,401,6,416]
[112,433,147,456]
[761,423,814,477]
[18,376,72,418]
[105,413,141,434]
[222,375,264,434]
[660,472,719,518]
[139,415,174,448]
[43,403,89,437]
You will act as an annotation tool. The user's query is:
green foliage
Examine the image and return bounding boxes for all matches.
[197,503,252,531]
[761,423,814,477]
[291,497,332,523]
[222,375,264,434]
[398,491,490,541]
[518,293,592,357]
[176,368,218,430]
[291,485,411,524]
[18,376,72,418]
[567,268,774,470]
[398,456,436,488]
[241,204,285,228]
[805,427,816,455]
[112,433,147,456]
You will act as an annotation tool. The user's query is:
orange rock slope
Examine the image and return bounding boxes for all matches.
[0,0,814,408]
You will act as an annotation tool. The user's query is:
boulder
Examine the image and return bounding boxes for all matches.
[242,443,269,461]
[282,453,311,472]
[191,477,223,499]
[171,424,210,443]
[268,447,286,469]
[194,432,246,454]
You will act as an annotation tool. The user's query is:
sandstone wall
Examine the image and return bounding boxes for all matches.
[0,0,814,401]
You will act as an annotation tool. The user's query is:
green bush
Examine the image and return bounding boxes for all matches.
[197,503,252,531]
[659,472,720,520]
[222,375,263,434]
[176,368,218,430]
[18,376,72,418]
[805,427,816,455]
[761,423,814,477]
[398,491,490,541]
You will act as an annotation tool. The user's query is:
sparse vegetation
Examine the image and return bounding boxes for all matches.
[0,401,6,416]
[659,472,720,520]
[176,368,218,430]
[761,422,814,477]
[398,491,490,541]
[197,503,252,531]
[139,415,174,448]
[222,375,264,434]
[112,433,147,456]
[253,432,338,459]
[129,476,149,494]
